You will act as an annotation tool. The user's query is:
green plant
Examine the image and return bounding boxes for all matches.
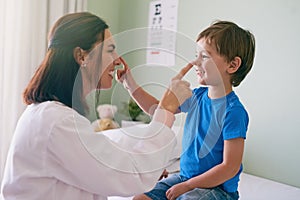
[122,99,143,121]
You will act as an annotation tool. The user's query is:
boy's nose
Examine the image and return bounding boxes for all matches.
[190,60,197,66]
[191,58,201,66]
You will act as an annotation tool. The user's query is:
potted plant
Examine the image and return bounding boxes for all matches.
[121,98,150,127]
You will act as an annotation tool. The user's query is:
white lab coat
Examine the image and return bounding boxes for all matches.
[0,101,176,200]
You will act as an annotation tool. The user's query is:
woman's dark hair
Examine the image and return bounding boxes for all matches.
[23,12,108,115]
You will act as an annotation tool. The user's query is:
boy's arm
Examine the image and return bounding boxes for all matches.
[166,138,244,199]
[130,86,160,116]
[116,57,159,115]
[187,138,244,187]
[116,57,192,115]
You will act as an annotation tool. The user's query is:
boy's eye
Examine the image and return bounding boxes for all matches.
[195,51,210,60]
[201,53,210,60]
[202,55,209,59]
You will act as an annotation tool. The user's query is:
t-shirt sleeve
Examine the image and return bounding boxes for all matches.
[179,88,199,112]
[222,106,249,140]
[179,97,191,113]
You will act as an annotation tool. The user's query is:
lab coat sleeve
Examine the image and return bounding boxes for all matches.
[46,108,177,197]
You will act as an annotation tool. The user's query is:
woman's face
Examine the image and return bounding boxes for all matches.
[82,29,121,92]
[80,29,121,98]
[99,29,121,89]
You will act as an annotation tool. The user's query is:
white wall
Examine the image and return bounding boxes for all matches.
[88,0,300,188]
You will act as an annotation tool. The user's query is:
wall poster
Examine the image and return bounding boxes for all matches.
[147,0,178,66]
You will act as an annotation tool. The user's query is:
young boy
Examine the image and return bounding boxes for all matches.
[117,20,255,200]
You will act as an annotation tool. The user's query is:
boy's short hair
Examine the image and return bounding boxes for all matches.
[197,20,255,87]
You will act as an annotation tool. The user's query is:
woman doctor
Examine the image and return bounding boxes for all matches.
[0,12,192,200]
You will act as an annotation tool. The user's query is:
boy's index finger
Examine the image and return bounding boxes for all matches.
[119,57,128,70]
[173,63,193,80]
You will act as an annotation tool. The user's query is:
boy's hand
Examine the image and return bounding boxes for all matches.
[160,63,193,113]
[115,57,128,83]
[166,182,192,200]
[172,63,193,81]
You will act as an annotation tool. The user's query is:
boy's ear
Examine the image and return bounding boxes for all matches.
[227,56,242,74]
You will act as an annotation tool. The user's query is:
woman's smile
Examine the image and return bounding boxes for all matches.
[108,69,115,78]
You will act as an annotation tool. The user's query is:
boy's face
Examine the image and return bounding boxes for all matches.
[193,38,231,87]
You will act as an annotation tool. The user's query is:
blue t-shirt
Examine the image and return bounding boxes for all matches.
[179,87,249,193]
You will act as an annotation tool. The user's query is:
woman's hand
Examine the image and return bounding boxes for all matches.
[158,169,169,181]
[159,63,193,113]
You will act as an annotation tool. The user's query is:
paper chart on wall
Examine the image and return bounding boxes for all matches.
[146,0,178,66]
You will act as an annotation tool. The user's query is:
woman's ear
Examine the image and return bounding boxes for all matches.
[227,56,242,74]
[73,47,86,66]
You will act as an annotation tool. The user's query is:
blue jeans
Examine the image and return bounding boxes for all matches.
[145,173,239,200]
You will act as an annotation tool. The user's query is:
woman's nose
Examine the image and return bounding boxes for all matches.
[113,53,121,65]
[113,57,121,65]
